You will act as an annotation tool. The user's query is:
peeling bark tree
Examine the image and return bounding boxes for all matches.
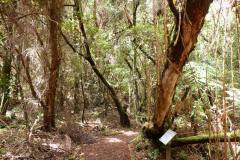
[144,0,213,137]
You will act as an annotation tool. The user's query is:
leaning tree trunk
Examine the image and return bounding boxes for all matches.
[43,0,62,131]
[144,0,213,138]
[73,0,130,127]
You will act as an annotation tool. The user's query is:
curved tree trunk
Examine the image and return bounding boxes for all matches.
[144,0,213,138]
[73,0,130,127]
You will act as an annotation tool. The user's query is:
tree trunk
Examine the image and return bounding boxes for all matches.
[73,77,81,114]
[235,5,240,74]
[56,72,65,112]
[89,61,130,127]
[93,0,99,27]
[0,2,15,115]
[171,130,240,146]
[80,75,87,123]
[0,52,12,115]
[74,0,130,127]
[43,0,62,131]
[144,0,213,137]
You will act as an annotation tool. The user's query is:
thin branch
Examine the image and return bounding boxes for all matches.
[123,1,156,65]
[124,5,133,26]
[33,27,44,46]
[124,58,142,79]
[133,0,140,26]
[0,117,8,126]
[60,29,85,58]
[133,43,156,65]
[64,4,75,7]
[201,34,221,55]
[15,12,40,20]
[15,48,46,109]
[167,0,179,19]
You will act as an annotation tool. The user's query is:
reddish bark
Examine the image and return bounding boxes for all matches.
[43,0,62,131]
[149,0,213,135]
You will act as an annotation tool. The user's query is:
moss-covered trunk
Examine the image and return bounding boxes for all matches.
[172,131,240,146]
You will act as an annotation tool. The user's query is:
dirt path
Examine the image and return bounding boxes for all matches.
[82,130,138,160]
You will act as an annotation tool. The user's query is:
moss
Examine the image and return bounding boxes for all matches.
[173,130,240,145]
[0,147,6,155]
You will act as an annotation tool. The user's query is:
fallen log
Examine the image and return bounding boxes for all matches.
[171,130,240,146]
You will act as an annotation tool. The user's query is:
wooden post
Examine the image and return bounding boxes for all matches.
[166,144,171,160]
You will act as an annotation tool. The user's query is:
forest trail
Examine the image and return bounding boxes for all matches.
[82,129,138,160]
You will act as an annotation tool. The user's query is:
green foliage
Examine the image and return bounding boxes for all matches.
[135,142,142,152]
[61,18,78,33]
[0,0,12,4]
[84,19,99,39]
[131,24,155,41]
[0,147,6,155]
[93,29,112,53]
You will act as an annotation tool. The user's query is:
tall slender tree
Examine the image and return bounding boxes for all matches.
[43,0,63,131]
[71,0,130,127]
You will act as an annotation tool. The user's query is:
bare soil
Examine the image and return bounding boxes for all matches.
[82,129,138,160]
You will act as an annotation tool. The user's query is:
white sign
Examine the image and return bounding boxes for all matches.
[159,129,177,145]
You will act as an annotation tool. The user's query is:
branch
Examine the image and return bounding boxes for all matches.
[124,58,133,70]
[64,4,75,7]
[0,116,8,127]
[172,130,240,146]
[74,0,130,127]
[167,0,179,19]
[133,43,156,65]
[201,34,221,55]
[124,2,156,65]
[124,5,133,26]
[132,0,140,25]
[124,58,142,79]
[15,12,40,20]
[15,48,46,109]
[33,26,44,46]
[60,29,85,58]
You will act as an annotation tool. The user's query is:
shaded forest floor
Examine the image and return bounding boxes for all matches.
[1,108,240,160]
[0,109,140,160]
[82,129,138,160]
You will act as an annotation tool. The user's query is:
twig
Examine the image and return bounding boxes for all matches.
[167,0,179,19]
[60,29,85,58]
[174,12,181,46]
[28,115,41,142]
[0,117,8,126]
